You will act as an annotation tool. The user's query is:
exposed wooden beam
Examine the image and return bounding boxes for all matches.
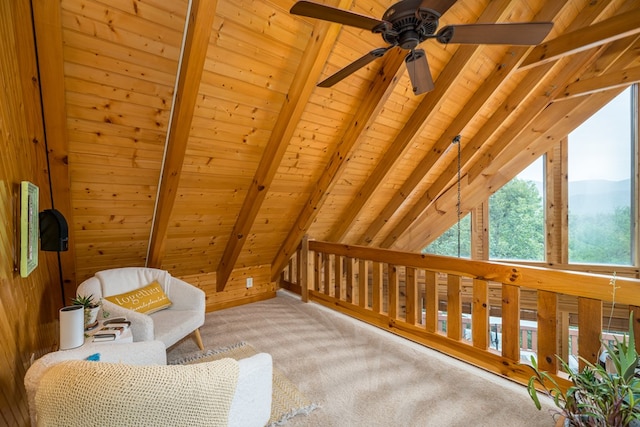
[216,0,351,290]
[269,47,406,281]
[557,65,640,99]
[520,7,640,71]
[147,0,218,268]
[325,0,523,244]
[32,0,77,295]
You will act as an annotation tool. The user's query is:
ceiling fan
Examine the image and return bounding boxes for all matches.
[290,0,553,95]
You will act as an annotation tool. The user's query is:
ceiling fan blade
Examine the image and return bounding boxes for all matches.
[290,1,384,31]
[405,49,434,95]
[419,0,458,16]
[437,22,553,45]
[318,47,390,88]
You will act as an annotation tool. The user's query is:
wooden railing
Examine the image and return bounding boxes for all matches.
[280,239,640,388]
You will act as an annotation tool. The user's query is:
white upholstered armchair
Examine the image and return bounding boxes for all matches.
[77,267,205,350]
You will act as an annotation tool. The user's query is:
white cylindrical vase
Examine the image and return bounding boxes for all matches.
[59,305,85,350]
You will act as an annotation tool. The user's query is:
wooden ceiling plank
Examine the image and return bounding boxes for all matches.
[32,0,77,292]
[520,7,640,71]
[558,65,640,100]
[147,0,218,267]
[215,0,351,290]
[324,0,538,244]
[269,47,407,281]
[379,0,623,248]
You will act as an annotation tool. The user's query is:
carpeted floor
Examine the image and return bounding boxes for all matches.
[166,290,557,426]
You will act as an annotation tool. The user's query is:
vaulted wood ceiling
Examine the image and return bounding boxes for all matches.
[33,0,640,289]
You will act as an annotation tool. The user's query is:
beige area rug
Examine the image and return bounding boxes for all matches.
[170,342,319,426]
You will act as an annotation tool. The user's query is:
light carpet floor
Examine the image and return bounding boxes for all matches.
[166,290,557,426]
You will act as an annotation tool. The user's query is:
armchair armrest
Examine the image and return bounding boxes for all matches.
[101,299,154,342]
[166,276,205,312]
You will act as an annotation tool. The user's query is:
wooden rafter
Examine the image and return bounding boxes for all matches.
[269,47,406,281]
[557,65,640,99]
[147,0,218,268]
[520,7,640,71]
[216,0,352,290]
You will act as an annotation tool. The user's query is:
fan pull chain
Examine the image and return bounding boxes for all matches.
[453,135,461,258]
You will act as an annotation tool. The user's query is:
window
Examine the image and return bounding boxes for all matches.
[489,158,545,261]
[423,213,470,258]
[568,87,634,265]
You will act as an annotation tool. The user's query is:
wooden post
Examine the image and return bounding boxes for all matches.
[313,251,321,292]
[372,262,383,313]
[447,274,462,340]
[537,290,558,372]
[424,271,437,333]
[324,254,332,296]
[334,255,343,300]
[406,267,417,325]
[388,265,398,320]
[299,235,309,302]
[358,259,368,308]
[502,284,520,361]
[578,297,602,370]
[472,279,489,350]
[345,257,355,303]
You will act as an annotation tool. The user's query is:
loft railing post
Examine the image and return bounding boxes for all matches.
[345,257,355,303]
[299,235,309,302]
[472,279,489,350]
[388,264,398,320]
[324,254,332,296]
[537,290,558,372]
[335,255,343,300]
[358,260,367,308]
[578,297,602,370]
[424,271,437,333]
[502,284,520,361]
[313,251,321,293]
[406,267,417,325]
[372,262,383,313]
[447,274,462,340]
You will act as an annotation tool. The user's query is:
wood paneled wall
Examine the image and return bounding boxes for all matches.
[0,0,64,425]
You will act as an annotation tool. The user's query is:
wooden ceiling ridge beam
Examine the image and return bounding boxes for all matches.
[32,0,77,292]
[323,0,522,245]
[216,0,351,290]
[147,0,218,268]
[268,47,406,282]
[519,5,640,71]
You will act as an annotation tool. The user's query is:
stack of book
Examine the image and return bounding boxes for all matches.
[90,318,131,342]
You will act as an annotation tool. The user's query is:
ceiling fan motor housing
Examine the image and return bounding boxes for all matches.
[381,0,441,49]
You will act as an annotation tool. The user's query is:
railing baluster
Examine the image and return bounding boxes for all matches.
[358,259,367,308]
[472,279,489,350]
[313,251,321,292]
[346,257,355,304]
[299,236,309,302]
[389,264,398,320]
[537,290,557,372]
[324,254,332,297]
[502,284,520,361]
[335,255,343,300]
[578,297,602,369]
[447,274,462,340]
[406,267,417,325]
[372,262,383,313]
[424,270,437,333]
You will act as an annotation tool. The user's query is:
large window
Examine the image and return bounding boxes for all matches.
[423,214,470,258]
[489,158,545,261]
[568,87,634,265]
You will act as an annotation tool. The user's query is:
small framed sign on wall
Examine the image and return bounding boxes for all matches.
[20,181,39,278]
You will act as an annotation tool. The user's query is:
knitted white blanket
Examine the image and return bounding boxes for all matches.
[35,358,239,426]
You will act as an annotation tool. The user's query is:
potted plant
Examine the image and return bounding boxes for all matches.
[527,313,640,426]
[71,294,101,329]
